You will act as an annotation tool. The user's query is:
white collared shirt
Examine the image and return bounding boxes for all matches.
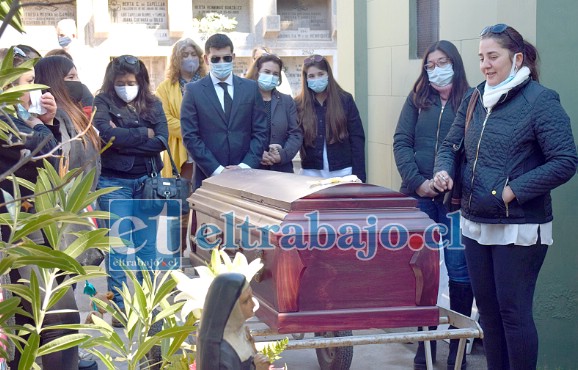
[210,72,234,111]
[207,72,250,175]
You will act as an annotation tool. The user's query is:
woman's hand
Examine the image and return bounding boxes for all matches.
[260,150,281,166]
[37,92,57,125]
[416,179,439,198]
[432,170,453,192]
[253,353,271,370]
[502,185,516,204]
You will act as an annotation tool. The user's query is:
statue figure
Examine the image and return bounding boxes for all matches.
[197,273,270,370]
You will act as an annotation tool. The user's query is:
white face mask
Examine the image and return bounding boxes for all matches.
[114,85,139,103]
[427,64,454,87]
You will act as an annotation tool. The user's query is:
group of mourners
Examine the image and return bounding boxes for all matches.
[0,20,576,370]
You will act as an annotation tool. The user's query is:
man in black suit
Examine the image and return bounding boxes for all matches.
[181,33,269,189]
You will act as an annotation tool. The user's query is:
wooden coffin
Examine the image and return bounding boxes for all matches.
[188,169,440,334]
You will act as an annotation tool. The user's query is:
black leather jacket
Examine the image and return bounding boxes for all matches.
[435,80,577,224]
[93,93,168,177]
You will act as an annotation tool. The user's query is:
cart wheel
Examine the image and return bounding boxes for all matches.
[314,331,353,370]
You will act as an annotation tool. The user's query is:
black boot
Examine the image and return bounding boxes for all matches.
[447,280,474,370]
[413,326,437,370]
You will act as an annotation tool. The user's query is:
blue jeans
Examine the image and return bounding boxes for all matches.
[97,175,155,310]
[463,236,547,370]
[415,197,470,284]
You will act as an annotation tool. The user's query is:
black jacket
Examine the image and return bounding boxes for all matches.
[299,91,366,182]
[434,80,578,224]
[93,93,168,177]
[394,92,457,195]
[0,116,60,199]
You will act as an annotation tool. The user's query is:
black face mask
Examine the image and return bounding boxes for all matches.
[64,80,84,104]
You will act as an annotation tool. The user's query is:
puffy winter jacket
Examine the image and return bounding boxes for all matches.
[434,79,578,224]
[394,92,458,195]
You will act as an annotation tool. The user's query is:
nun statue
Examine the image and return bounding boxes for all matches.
[197,273,270,370]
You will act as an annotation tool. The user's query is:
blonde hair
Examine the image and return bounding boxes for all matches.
[166,38,207,84]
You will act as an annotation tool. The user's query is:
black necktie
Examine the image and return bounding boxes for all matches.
[218,82,232,121]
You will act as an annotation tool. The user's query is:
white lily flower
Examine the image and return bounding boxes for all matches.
[172,248,264,321]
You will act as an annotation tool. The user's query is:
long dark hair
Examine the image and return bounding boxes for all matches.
[480,25,539,82]
[34,55,99,149]
[412,40,469,112]
[100,55,157,121]
[294,56,347,148]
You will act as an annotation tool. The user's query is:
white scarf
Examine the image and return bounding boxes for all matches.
[483,66,530,110]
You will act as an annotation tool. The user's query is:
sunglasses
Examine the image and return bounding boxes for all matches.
[115,55,139,65]
[210,55,233,63]
[113,55,140,73]
[480,23,523,50]
[304,54,324,66]
[12,46,27,58]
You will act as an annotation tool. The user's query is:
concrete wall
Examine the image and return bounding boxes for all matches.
[534,1,578,368]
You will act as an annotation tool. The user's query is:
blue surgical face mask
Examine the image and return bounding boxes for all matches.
[58,36,72,48]
[181,57,199,74]
[114,85,139,103]
[487,53,521,90]
[307,75,329,93]
[16,103,31,121]
[427,64,454,87]
[210,62,233,80]
[257,73,279,91]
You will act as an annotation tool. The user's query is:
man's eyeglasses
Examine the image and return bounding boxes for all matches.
[424,57,451,71]
[304,54,324,66]
[480,23,523,50]
[210,55,233,63]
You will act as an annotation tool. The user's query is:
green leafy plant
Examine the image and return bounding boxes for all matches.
[260,337,289,364]
[0,162,117,370]
[82,265,196,370]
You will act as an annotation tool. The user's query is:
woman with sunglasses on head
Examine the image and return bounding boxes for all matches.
[93,55,168,321]
[245,53,303,173]
[295,55,366,182]
[433,25,577,370]
[156,38,207,180]
[393,40,471,370]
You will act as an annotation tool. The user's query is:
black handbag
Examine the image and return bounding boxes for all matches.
[443,89,479,212]
[142,136,192,214]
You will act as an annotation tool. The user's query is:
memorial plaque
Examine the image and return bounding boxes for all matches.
[109,0,169,40]
[140,56,166,92]
[278,0,330,40]
[193,0,250,33]
[20,0,76,26]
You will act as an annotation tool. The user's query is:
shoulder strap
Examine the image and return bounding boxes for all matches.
[465,89,479,132]
[156,136,180,178]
